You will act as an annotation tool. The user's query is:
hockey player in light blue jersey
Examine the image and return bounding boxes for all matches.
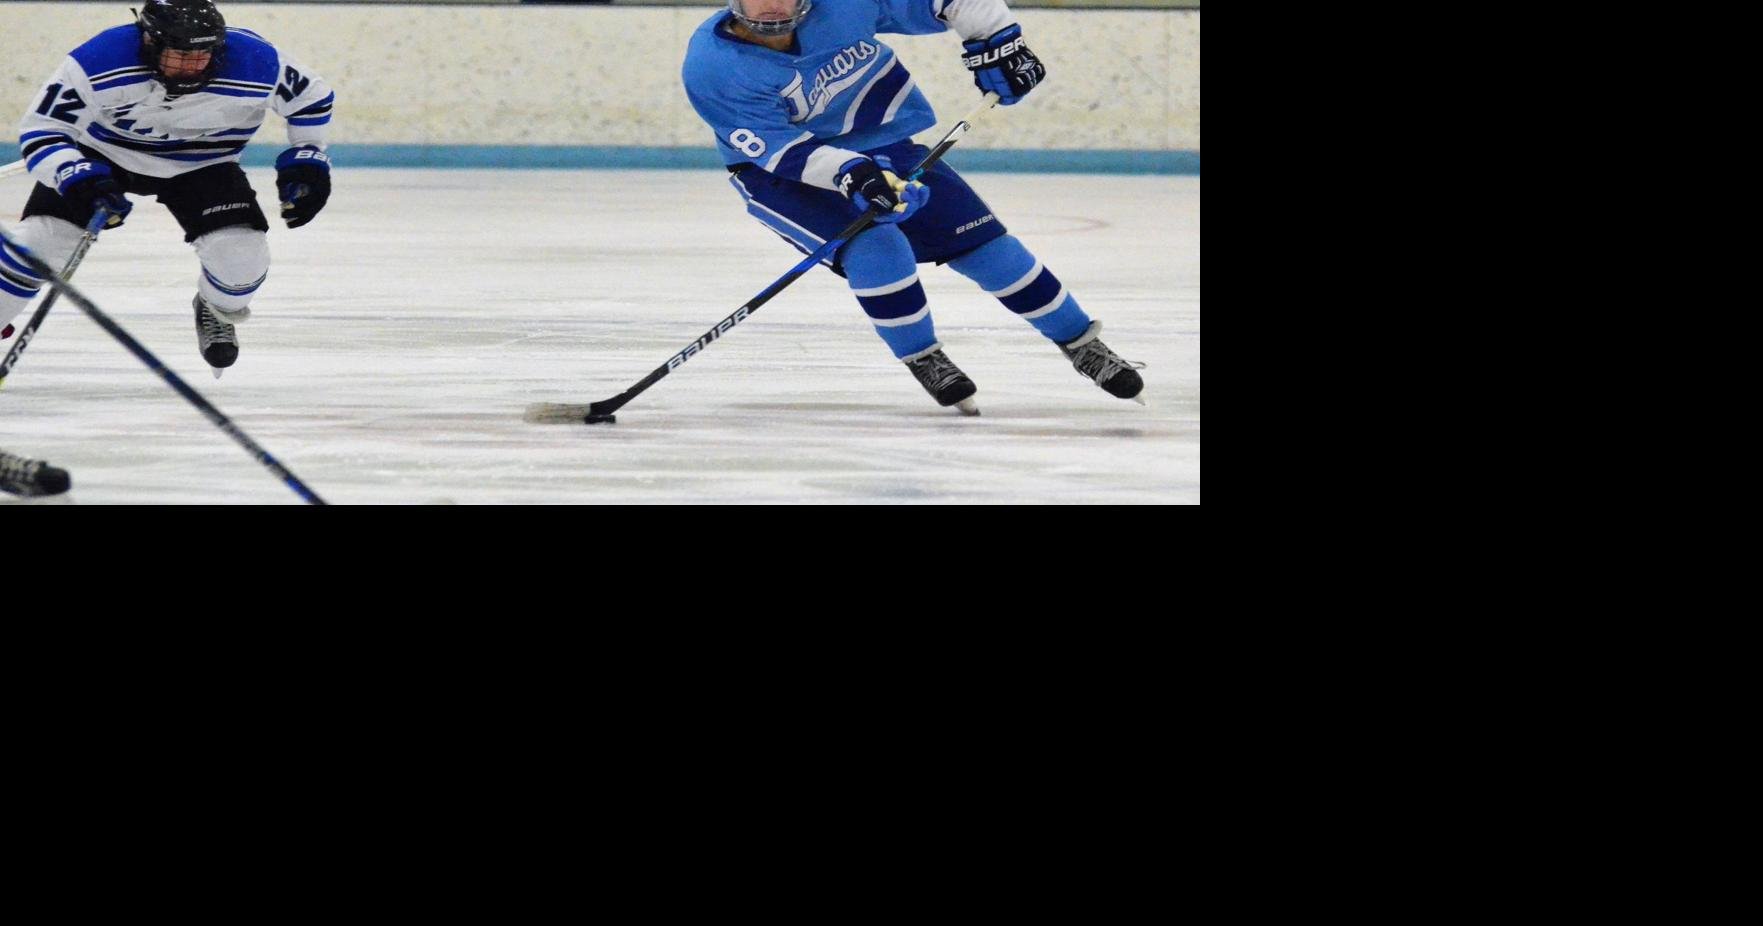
[2,0,335,375]
[682,0,1144,412]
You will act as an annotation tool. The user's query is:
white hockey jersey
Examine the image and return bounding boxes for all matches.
[18,24,333,187]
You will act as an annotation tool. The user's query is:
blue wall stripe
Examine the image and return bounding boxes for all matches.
[8,144,1198,175]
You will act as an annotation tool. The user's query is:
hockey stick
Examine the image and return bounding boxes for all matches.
[0,160,24,181]
[1,207,111,389]
[526,91,1002,425]
[0,221,327,504]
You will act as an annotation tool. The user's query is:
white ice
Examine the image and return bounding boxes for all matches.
[2,168,1198,504]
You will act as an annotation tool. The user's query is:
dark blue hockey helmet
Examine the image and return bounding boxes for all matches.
[134,0,228,93]
[728,0,812,37]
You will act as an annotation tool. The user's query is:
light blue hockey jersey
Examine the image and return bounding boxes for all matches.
[682,0,1014,191]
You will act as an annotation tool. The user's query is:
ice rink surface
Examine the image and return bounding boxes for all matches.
[2,167,1198,504]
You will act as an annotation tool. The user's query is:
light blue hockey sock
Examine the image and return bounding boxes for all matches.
[946,235,1091,344]
[843,227,935,359]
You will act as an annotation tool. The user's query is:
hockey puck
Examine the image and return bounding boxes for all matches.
[584,413,616,425]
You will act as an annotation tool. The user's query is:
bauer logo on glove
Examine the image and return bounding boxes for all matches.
[836,156,930,224]
[961,25,1046,106]
[961,34,1027,69]
[53,159,132,229]
[54,162,94,184]
[275,145,332,229]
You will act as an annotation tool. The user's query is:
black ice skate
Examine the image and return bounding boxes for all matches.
[1058,321,1146,404]
[194,294,247,378]
[1,450,70,497]
[903,344,979,415]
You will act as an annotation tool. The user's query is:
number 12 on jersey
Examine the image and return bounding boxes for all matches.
[35,83,87,125]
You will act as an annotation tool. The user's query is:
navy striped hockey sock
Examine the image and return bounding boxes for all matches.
[844,228,936,358]
[947,235,1090,344]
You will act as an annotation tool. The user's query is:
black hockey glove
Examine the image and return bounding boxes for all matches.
[276,146,332,229]
[55,160,131,229]
[961,25,1046,106]
[836,157,929,224]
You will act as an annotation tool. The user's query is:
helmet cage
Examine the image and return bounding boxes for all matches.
[728,0,812,37]
[135,0,228,94]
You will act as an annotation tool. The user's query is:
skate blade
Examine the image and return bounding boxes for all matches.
[524,402,594,424]
[1131,395,1146,406]
[955,398,980,416]
[211,368,225,380]
[0,492,75,505]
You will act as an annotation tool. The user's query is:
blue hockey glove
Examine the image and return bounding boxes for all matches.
[55,160,131,229]
[836,157,929,224]
[961,25,1046,106]
[276,146,332,229]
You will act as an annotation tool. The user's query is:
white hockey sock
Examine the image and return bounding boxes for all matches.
[193,226,270,316]
[1,217,85,327]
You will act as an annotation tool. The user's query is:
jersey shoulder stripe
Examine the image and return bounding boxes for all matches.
[291,93,334,117]
[198,86,272,99]
[207,78,276,93]
[69,25,145,78]
[89,64,150,83]
[215,28,280,87]
[90,71,154,92]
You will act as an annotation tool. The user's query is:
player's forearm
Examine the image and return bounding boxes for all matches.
[276,68,333,150]
[718,121,863,191]
[19,125,85,190]
[935,0,1014,41]
[799,143,867,190]
[286,123,329,150]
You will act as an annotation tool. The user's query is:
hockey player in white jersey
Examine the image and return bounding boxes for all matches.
[682,0,1144,412]
[0,0,334,374]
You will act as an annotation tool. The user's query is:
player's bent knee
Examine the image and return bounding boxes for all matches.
[15,216,88,268]
[839,224,916,284]
[945,234,1034,286]
[2,218,84,319]
[193,226,270,308]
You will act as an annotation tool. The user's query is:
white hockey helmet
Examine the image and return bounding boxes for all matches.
[729,0,812,37]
